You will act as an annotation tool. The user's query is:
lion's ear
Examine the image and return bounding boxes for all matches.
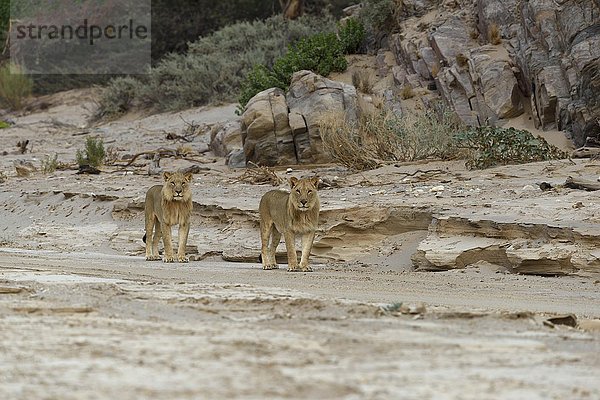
[289,177,299,188]
[184,173,193,182]
[163,172,172,181]
[310,176,320,189]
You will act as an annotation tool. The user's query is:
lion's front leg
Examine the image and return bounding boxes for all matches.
[177,222,190,263]
[298,231,315,272]
[162,224,175,263]
[283,231,299,272]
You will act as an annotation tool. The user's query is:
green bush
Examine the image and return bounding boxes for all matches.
[76,137,106,167]
[359,0,396,34]
[0,64,33,110]
[338,18,366,54]
[94,76,140,120]
[96,14,334,118]
[455,126,570,170]
[239,30,350,111]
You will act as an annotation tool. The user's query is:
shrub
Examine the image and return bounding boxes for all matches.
[93,76,140,120]
[488,23,501,45]
[454,126,569,170]
[96,14,335,118]
[359,0,396,34]
[238,65,287,113]
[239,31,348,110]
[338,18,366,54]
[319,107,462,170]
[41,154,59,174]
[76,137,106,167]
[0,64,33,110]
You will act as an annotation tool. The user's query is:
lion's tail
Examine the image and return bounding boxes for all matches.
[142,233,147,243]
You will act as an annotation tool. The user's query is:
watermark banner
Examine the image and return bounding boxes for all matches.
[10,0,151,74]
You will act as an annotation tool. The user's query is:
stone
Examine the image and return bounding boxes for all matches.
[286,70,358,164]
[469,46,524,119]
[227,149,247,169]
[210,120,242,157]
[429,17,472,66]
[241,88,295,166]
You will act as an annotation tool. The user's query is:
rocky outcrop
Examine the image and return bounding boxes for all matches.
[240,71,358,166]
[389,0,599,145]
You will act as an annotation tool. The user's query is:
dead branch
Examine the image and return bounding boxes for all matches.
[564,177,600,191]
[235,162,283,186]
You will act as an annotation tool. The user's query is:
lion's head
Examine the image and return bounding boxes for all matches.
[289,176,319,212]
[162,171,193,202]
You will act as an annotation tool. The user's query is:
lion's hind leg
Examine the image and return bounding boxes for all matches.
[145,213,161,261]
[149,218,162,261]
[260,219,278,270]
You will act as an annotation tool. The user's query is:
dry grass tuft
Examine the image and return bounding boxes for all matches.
[488,23,502,45]
[319,106,463,171]
[456,53,469,68]
[400,85,415,100]
[236,162,283,186]
[352,70,375,94]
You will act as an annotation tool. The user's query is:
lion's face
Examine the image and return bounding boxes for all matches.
[162,171,193,202]
[289,177,319,212]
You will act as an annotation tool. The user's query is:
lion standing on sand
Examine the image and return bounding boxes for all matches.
[143,171,193,263]
[259,177,320,272]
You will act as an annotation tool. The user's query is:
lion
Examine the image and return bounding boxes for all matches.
[143,171,193,263]
[259,176,320,272]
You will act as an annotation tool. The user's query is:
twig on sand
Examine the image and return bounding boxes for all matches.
[234,162,283,186]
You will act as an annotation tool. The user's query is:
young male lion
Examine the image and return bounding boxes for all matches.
[259,176,320,272]
[143,171,193,263]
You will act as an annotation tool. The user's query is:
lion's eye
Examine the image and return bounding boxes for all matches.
[171,182,176,186]
[308,190,312,194]
[296,189,301,194]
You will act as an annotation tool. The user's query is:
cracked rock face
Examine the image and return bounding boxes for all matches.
[390,0,599,144]
[240,71,358,166]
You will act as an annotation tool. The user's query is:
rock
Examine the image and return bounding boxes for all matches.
[286,70,358,164]
[210,120,242,157]
[14,160,37,177]
[241,88,295,166]
[227,149,247,169]
[343,4,362,17]
[469,46,524,119]
[544,314,577,328]
[510,0,600,145]
[578,319,600,332]
[429,17,472,66]
[239,71,358,166]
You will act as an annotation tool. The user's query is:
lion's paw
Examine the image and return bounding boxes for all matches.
[163,256,176,263]
[178,256,189,263]
[299,265,313,272]
[263,264,279,270]
[146,255,161,262]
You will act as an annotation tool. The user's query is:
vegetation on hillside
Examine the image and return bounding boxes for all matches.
[95,14,339,118]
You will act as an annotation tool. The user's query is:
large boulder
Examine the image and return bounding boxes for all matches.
[241,88,295,166]
[286,70,358,163]
[240,71,358,166]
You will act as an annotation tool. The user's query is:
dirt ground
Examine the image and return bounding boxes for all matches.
[1,89,600,399]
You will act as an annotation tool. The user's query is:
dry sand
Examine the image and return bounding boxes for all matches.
[0,89,599,399]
